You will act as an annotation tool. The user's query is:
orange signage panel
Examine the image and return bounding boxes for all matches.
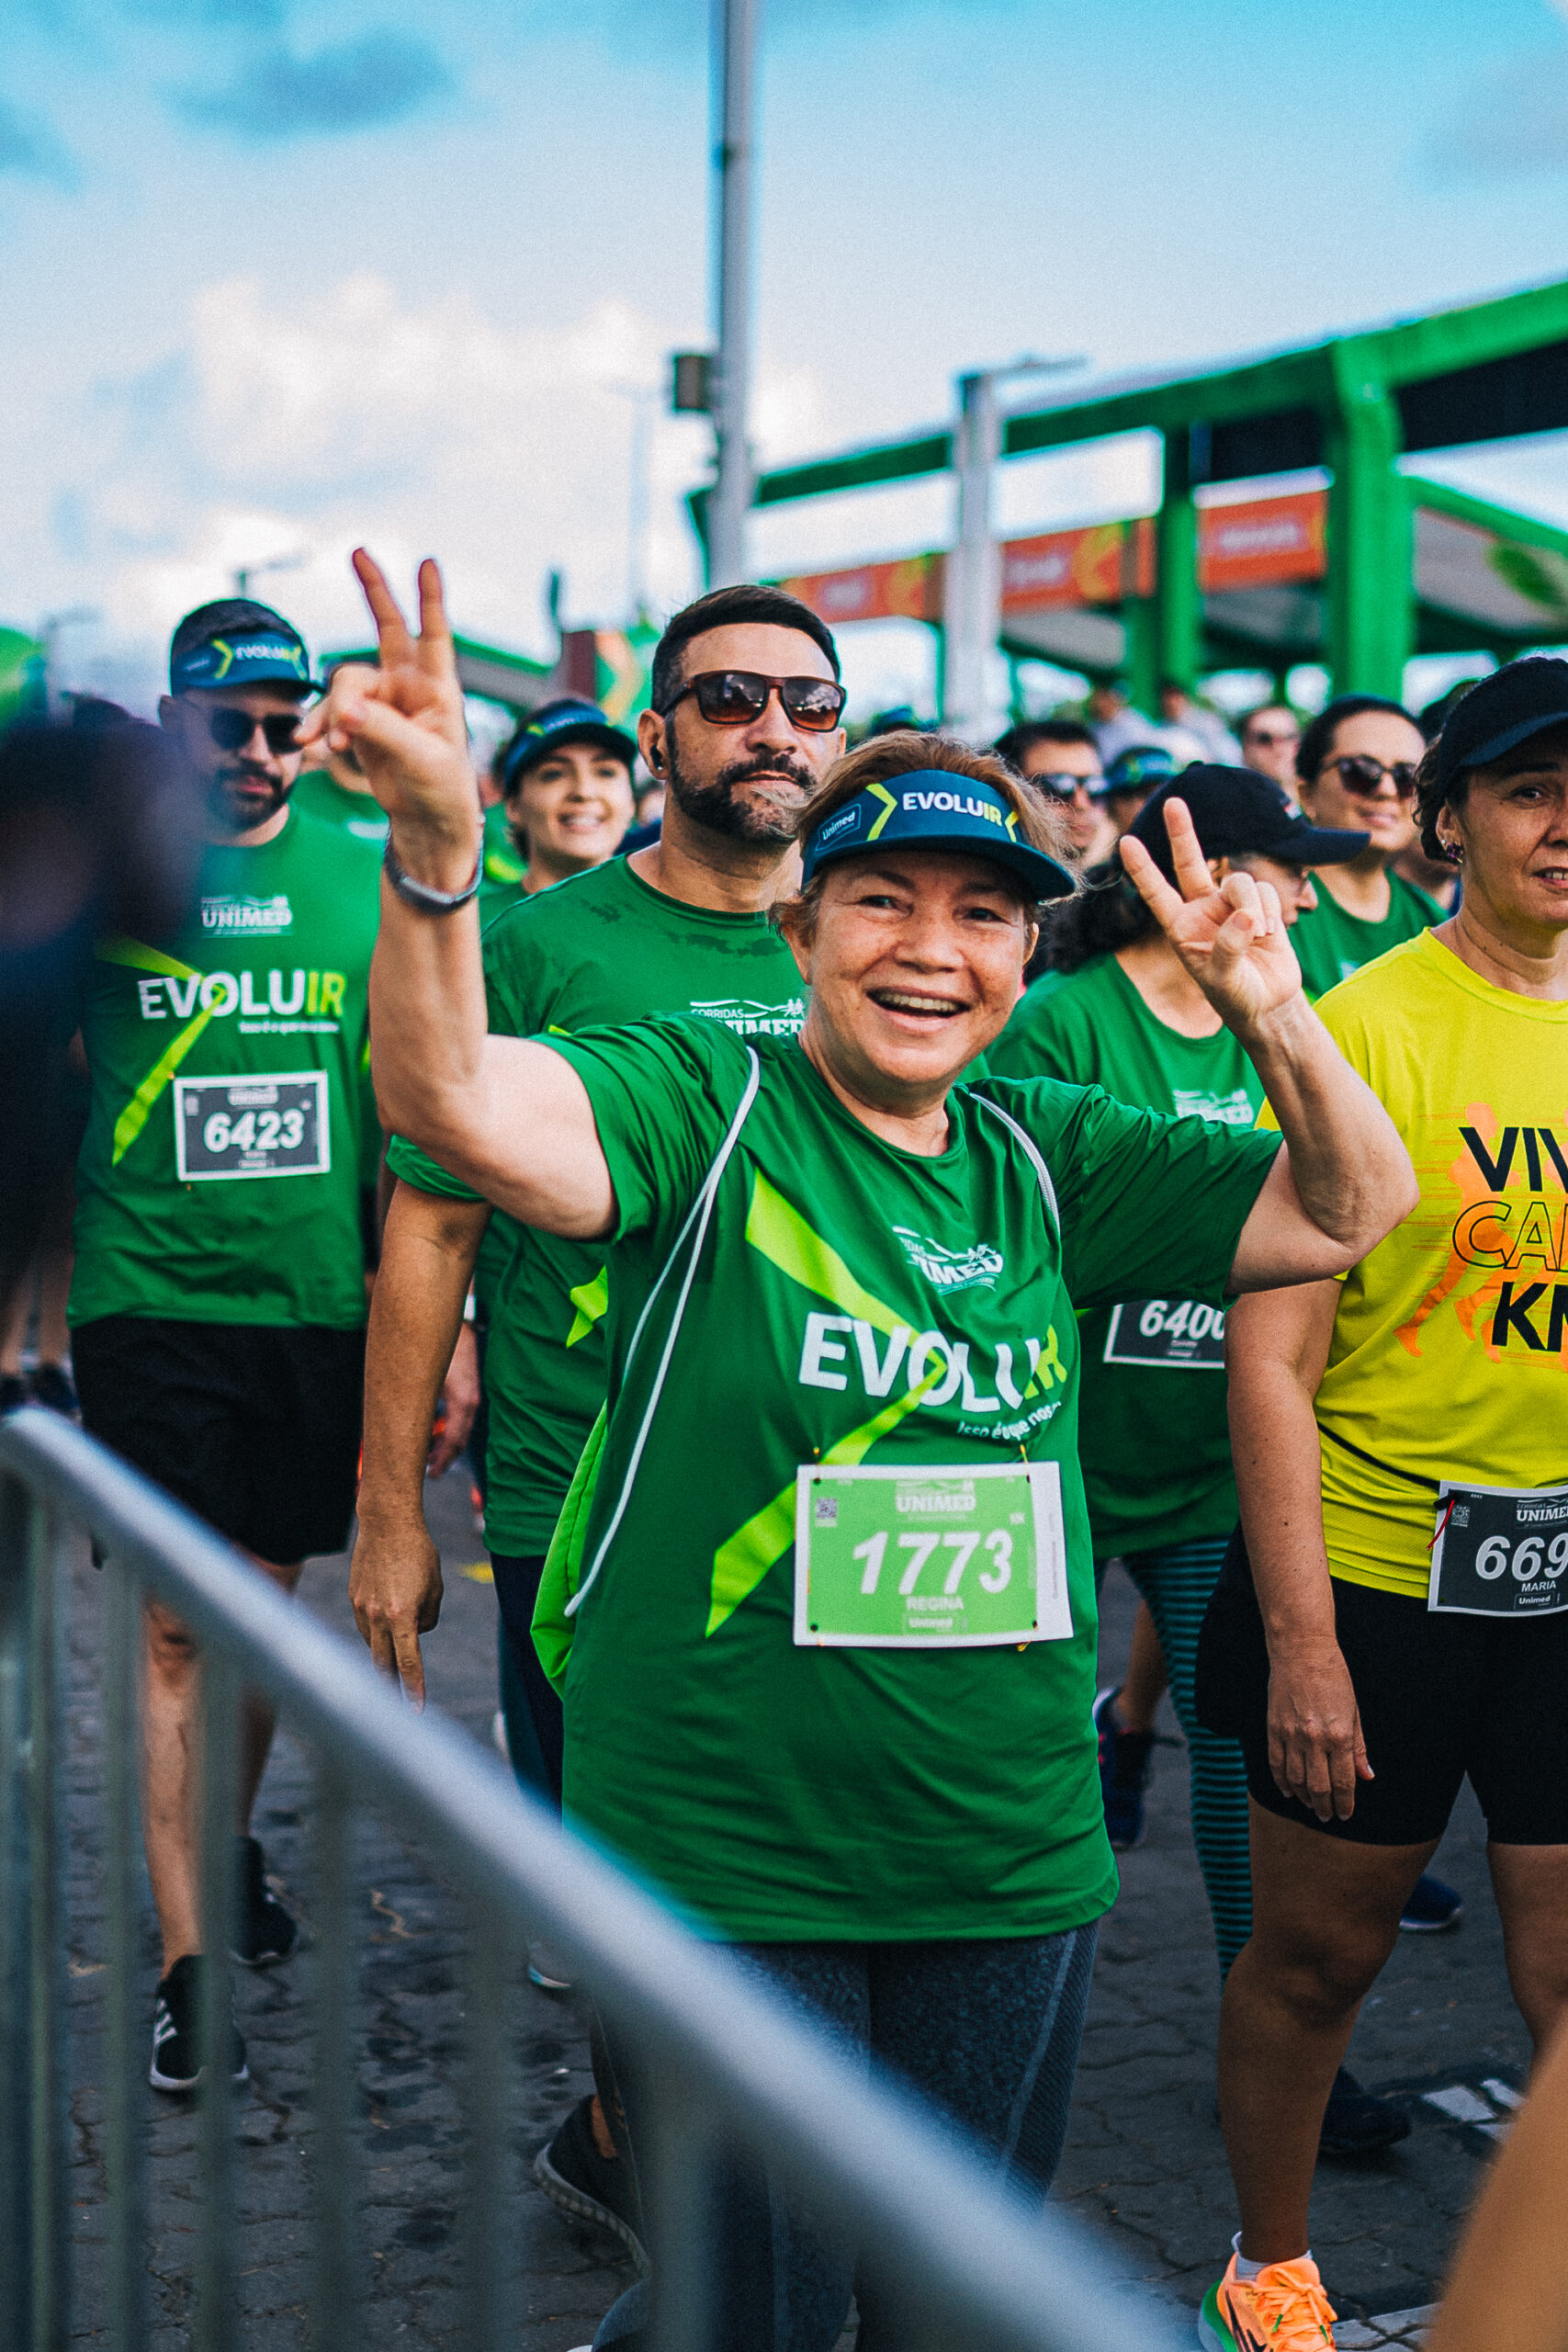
[1198,491,1326,591]
[780,554,944,626]
[1001,522,1136,612]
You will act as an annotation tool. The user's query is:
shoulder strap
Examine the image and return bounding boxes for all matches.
[972,1091,1061,1249]
[566,1046,761,1617]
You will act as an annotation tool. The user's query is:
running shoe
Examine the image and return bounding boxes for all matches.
[1319,2065,1411,2156]
[1199,2252,1336,2352]
[1399,1872,1462,1932]
[149,1955,248,2093]
[28,1363,78,1417]
[230,1836,299,1968]
[0,1374,28,1417]
[1093,1685,1156,1850]
[535,2094,649,2275]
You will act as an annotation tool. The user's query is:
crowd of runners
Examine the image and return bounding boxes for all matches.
[7,541,1568,2352]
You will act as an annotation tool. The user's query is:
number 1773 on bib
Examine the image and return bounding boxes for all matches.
[792,1461,1072,1648]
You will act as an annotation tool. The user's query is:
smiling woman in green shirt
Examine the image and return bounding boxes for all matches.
[310,550,1416,2352]
[991,765,1365,1982]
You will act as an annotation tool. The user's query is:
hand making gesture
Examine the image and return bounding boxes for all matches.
[1120,796,1303,1035]
[299,550,478,889]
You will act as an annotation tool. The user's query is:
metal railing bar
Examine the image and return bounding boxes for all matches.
[195,1648,239,2352]
[644,2077,714,2352]
[2,1410,1186,2352]
[460,1899,510,2352]
[28,1487,68,2352]
[310,1754,354,2346]
[104,1565,148,2352]
[0,1470,35,2352]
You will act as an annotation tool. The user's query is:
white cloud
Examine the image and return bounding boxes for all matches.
[46,272,730,706]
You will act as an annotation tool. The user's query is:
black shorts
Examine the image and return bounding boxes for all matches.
[73,1316,365,1565]
[1196,1524,1568,1847]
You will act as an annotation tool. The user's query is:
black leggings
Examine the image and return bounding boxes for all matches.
[593,1924,1100,2352]
[491,1551,564,1805]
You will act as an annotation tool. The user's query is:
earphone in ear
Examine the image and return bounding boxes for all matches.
[650,744,663,771]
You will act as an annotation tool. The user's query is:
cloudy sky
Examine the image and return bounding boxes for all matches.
[5,0,1568,716]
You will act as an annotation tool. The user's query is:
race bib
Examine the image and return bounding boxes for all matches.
[1427,1479,1568,1617]
[1103,1298,1226,1370]
[174,1072,329,1182]
[793,1461,1071,1649]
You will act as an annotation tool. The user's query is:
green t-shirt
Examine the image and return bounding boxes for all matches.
[70,807,381,1330]
[1291,870,1443,1001]
[479,801,526,926]
[539,1017,1279,1941]
[289,767,390,845]
[990,955,1265,1557]
[386,854,807,1550]
[286,771,387,1188]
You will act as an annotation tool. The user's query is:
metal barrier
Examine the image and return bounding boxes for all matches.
[0,1406,1186,2352]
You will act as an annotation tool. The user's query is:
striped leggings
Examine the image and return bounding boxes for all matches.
[1112,1536,1253,1978]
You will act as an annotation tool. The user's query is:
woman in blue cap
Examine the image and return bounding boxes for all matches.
[310,550,1416,2352]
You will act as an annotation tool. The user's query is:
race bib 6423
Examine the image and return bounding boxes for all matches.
[175,1072,329,1182]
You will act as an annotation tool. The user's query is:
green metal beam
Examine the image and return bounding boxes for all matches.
[1404,472,1568,560]
[749,276,1568,512]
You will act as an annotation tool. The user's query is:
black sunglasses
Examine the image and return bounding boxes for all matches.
[201,707,304,755]
[660,670,848,732]
[1323,753,1418,800]
[1031,769,1105,801]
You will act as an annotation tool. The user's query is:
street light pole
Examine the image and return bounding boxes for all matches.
[706,0,760,588]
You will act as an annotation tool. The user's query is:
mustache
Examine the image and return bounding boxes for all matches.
[714,751,817,793]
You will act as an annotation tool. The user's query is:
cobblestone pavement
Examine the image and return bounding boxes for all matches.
[57,1487,1519,2346]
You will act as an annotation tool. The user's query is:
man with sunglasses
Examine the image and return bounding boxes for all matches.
[1239,704,1303,794]
[354,582,843,2248]
[1289,695,1446,1001]
[994,718,1116,868]
[70,599,382,2093]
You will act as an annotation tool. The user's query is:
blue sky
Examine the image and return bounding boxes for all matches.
[5,0,1568,716]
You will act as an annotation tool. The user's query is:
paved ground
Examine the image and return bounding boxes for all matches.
[56,1477,1523,2346]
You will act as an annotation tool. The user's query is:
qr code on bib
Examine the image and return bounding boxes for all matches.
[174,1072,329,1181]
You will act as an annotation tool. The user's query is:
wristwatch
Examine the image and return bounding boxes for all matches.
[383,836,481,913]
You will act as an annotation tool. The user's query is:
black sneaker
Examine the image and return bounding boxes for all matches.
[1094,1685,1156,1850]
[230,1836,299,1967]
[149,1955,248,2093]
[535,2094,649,2274]
[28,1362,78,1417]
[1318,2065,1411,2158]
[0,1374,28,1418]
[1399,1871,1463,1932]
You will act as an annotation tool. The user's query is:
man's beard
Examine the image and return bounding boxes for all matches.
[664,741,816,843]
[207,767,290,833]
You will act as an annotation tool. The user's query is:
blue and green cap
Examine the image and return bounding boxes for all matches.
[800,771,1077,901]
[502,696,637,790]
[169,599,316,696]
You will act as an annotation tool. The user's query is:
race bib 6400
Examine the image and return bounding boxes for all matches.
[175,1072,329,1182]
[1104,1298,1225,1370]
[793,1461,1070,1649]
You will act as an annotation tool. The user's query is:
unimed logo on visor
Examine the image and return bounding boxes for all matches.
[818,805,863,846]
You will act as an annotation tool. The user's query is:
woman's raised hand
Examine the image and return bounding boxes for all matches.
[1120,797,1303,1035]
[300,551,478,877]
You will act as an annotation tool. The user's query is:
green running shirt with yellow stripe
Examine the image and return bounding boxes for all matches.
[537,1016,1279,1940]
[69,807,381,1330]
[386,854,807,1553]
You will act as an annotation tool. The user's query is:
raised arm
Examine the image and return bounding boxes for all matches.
[299,551,614,1237]
[1122,803,1417,1291]
[1226,1280,1371,1822]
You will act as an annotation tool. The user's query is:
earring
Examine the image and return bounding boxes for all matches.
[1441,838,1464,865]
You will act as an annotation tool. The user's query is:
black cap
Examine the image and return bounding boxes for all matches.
[169,598,316,695]
[1128,764,1368,880]
[1434,658,1568,792]
[502,696,637,789]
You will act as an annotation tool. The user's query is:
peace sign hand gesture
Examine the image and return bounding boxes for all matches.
[1119,796,1303,1039]
[299,549,479,889]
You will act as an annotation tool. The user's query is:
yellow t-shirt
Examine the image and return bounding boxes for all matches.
[1283,929,1568,1598]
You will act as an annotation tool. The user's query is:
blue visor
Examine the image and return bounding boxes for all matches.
[800,773,1077,901]
[503,696,637,788]
[171,631,315,695]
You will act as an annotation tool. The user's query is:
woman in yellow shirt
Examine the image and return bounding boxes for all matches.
[1195,657,1568,2352]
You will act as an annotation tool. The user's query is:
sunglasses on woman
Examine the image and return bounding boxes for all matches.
[1323,754,1418,799]
[1032,770,1105,801]
[202,707,304,755]
[659,671,848,732]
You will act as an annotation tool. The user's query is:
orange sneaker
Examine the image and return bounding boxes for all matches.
[1199,2253,1336,2352]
